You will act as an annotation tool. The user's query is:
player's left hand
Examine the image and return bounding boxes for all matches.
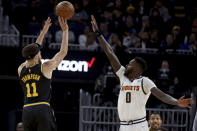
[91,15,99,32]
[42,17,52,34]
[177,96,194,108]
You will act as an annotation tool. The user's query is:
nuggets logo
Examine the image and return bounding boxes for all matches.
[121,86,140,91]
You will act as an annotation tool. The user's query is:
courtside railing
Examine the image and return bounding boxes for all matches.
[0,24,20,47]
[0,6,20,47]
[79,89,189,131]
[22,34,52,47]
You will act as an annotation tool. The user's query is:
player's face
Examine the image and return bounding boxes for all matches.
[149,114,162,129]
[16,123,24,131]
[124,59,137,77]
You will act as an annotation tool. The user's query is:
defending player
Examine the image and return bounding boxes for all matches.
[91,15,194,131]
[18,16,68,131]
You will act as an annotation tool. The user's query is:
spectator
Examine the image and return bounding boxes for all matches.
[180,33,197,50]
[160,34,175,50]
[150,0,171,22]
[16,122,24,131]
[149,8,164,30]
[136,0,149,19]
[123,29,140,48]
[157,60,174,93]
[103,10,113,22]
[55,29,75,43]
[123,15,137,36]
[138,16,151,36]
[171,25,184,49]
[149,29,161,48]
[192,23,197,34]
[102,10,115,32]
[112,9,125,35]
[108,33,122,51]
[29,0,43,23]
[158,60,170,79]
[139,31,150,49]
[69,2,89,37]
[149,113,167,131]
[80,32,98,51]
[126,5,136,18]
[100,21,112,41]
[78,26,91,46]
[82,0,91,10]
[94,74,105,94]
[115,0,123,10]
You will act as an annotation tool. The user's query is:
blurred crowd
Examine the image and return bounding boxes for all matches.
[2,0,197,52]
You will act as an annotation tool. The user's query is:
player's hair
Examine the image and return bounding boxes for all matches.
[134,57,147,73]
[22,43,40,60]
[149,113,162,120]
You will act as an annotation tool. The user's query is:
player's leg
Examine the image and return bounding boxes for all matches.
[22,108,36,131]
[119,125,129,131]
[139,121,149,131]
[193,111,197,131]
[119,121,149,131]
[36,105,57,131]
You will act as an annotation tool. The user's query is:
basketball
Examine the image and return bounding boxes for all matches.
[55,1,75,20]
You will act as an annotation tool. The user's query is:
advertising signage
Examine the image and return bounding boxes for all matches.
[41,51,107,81]
[42,57,95,72]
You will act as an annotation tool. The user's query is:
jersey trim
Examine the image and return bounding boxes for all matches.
[141,78,147,95]
[19,65,26,78]
[23,102,50,108]
[41,64,43,73]
[120,117,146,125]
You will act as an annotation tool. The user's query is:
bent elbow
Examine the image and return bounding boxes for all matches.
[59,49,68,57]
[62,50,68,57]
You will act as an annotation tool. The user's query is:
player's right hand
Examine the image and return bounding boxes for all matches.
[91,15,99,32]
[58,16,68,31]
[42,17,52,34]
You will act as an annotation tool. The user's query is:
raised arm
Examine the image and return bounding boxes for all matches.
[36,17,52,45]
[91,15,121,72]
[151,87,194,108]
[42,17,68,78]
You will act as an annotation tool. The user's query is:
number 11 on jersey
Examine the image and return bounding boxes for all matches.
[26,82,38,98]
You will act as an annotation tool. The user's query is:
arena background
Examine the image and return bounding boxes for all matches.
[0,0,197,131]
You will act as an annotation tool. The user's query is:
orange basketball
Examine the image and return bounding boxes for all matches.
[55,1,75,20]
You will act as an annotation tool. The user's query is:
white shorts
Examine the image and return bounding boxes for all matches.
[119,121,149,131]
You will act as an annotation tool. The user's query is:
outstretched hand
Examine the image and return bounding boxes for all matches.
[36,17,52,45]
[177,96,194,108]
[91,15,99,32]
[58,16,68,31]
[42,17,52,34]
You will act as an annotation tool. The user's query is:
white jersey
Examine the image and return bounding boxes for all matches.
[116,66,157,121]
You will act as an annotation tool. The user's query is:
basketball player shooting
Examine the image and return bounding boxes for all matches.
[18,16,68,131]
[91,15,194,131]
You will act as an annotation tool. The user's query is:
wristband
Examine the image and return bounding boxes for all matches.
[95,30,101,37]
[35,43,41,48]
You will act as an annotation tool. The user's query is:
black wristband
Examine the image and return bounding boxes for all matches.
[95,30,101,37]
[35,43,41,48]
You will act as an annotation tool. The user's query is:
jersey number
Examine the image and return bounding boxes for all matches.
[126,92,131,103]
[26,82,38,98]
